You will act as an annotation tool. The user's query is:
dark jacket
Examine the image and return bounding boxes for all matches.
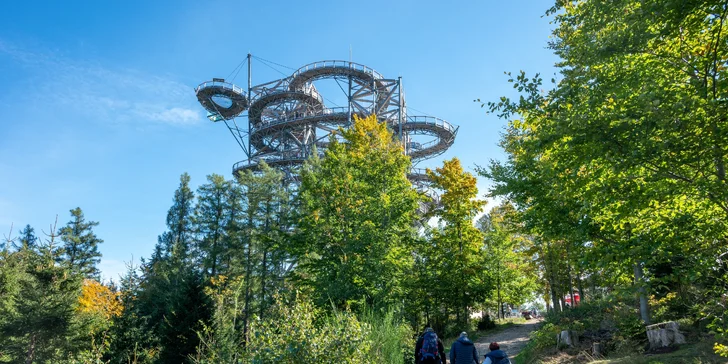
[449,336,479,364]
[415,333,447,364]
[484,349,510,364]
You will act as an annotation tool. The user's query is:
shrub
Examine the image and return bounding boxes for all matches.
[194,291,416,364]
[243,295,370,363]
[477,314,496,331]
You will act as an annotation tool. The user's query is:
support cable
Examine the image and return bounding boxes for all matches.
[206,94,249,156]
[226,58,248,81]
[231,58,247,82]
[251,55,297,71]
[230,115,249,149]
[224,120,248,154]
[255,58,289,78]
[407,106,435,118]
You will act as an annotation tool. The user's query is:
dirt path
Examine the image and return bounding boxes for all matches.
[474,319,542,359]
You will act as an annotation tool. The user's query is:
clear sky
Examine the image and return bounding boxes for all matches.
[0,0,559,281]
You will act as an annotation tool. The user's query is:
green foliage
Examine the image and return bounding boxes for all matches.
[235,161,293,319]
[194,292,414,364]
[129,173,211,364]
[16,224,38,250]
[361,309,415,364]
[295,114,420,311]
[195,174,233,277]
[0,223,86,363]
[477,314,496,331]
[60,208,103,279]
[518,297,653,363]
[478,202,539,318]
[423,158,486,324]
[529,322,560,351]
[192,275,246,364]
[480,0,728,343]
[245,295,370,363]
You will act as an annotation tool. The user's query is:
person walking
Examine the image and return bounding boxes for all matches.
[483,342,510,364]
[415,326,446,364]
[449,332,479,364]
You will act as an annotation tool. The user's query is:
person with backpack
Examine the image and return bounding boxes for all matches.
[483,342,510,364]
[449,332,479,364]
[415,326,446,364]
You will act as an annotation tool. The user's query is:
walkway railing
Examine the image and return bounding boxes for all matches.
[292,60,384,81]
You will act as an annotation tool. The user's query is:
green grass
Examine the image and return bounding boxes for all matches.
[589,341,727,364]
[518,339,727,364]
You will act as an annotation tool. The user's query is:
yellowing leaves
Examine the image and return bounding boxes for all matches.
[78,279,122,319]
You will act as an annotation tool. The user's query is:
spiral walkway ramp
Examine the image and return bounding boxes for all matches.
[195,80,248,120]
[195,58,459,184]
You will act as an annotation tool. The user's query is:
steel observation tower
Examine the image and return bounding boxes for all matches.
[194,54,458,184]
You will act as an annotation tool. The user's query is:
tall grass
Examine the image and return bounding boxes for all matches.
[193,293,417,363]
[361,309,415,364]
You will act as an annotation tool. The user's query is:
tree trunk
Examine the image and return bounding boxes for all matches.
[242,214,253,345]
[577,269,585,303]
[497,270,503,319]
[260,199,271,319]
[25,333,36,364]
[458,222,466,324]
[549,278,561,313]
[546,242,561,313]
[566,243,576,307]
[260,247,267,318]
[634,262,650,324]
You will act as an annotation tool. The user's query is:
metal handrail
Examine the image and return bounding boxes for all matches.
[292,60,384,81]
[196,80,246,95]
[233,156,306,171]
[405,116,457,133]
[409,167,429,176]
[250,85,323,104]
[253,107,358,130]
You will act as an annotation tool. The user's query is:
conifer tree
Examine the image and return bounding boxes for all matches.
[195,174,232,277]
[59,207,103,279]
[0,219,83,363]
[166,173,195,261]
[234,161,292,339]
[15,224,37,250]
[135,173,209,364]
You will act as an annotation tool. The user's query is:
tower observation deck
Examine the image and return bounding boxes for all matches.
[195,55,458,183]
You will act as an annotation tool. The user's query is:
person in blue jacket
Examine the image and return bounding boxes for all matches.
[449,332,479,364]
[483,342,511,364]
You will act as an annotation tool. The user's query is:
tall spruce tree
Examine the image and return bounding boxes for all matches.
[15,224,37,250]
[0,220,83,363]
[195,174,232,277]
[59,208,103,279]
[166,172,195,261]
[135,172,210,364]
[234,161,292,339]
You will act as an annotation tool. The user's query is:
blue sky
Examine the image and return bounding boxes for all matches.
[0,0,558,281]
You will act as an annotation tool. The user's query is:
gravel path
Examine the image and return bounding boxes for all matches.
[474,319,542,360]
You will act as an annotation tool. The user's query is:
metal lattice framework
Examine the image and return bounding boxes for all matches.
[195,56,458,183]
